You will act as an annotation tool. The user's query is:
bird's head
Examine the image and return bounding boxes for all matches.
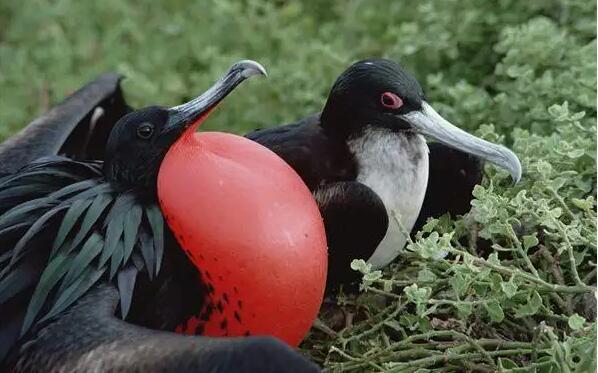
[321,59,521,182]
[103,60,267,191]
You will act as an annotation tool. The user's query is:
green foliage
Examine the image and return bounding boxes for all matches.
[1,0,596,371]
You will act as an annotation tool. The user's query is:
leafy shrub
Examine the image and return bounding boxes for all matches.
[1,0,595,371]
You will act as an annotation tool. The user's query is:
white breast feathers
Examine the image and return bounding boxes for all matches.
[348,127,429,269]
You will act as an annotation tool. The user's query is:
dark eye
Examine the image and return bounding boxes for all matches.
[380,92,403,110]
[137,123,154,139]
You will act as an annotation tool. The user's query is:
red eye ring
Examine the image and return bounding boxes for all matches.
[380,92,403,109]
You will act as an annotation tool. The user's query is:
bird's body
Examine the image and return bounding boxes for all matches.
[247,114,357,190]
[249,122,430,271]
[249,58,522,288]
[0,61,319,372]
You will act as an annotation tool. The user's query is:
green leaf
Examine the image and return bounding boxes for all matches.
[567,149,585,158]
[382,280,393,292]
[487,252,500,266]
[350,259,371,274]
[455,302,473,318]
[568,314,586,331]
[528,290,543,310]
[421,218,438,233]
[363,270,382,282]
[404,284,431,315]
[404,284,430,304]
[571,197,594,211]
[500,276,518,298]
[515,290,543,317]
[484,300,504,322]
[522,234,539,251]
[449,272,469,297]
[417,268,437,283]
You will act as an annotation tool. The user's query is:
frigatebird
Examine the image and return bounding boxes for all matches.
[0,61,319,372]
[247,59,522,289]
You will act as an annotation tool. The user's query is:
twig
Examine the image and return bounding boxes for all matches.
[508,225,540,277]
[468,219,479,255]
[313,317,338,338]
[365,286,402,300]
[339,303,403,347]
[384,348,544,371]
[537,246,574,314]
[328,347,385,371]
[556,220,590,288]
[447,247,595,294]
[548,187,575,220]
[583,267,596,285]
[391,210,414,245]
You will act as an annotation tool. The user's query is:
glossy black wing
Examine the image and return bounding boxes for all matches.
[4,284,318,373]
[0,73,129,175]
[413,142,483,231]
[0,157,165,360]
[314,181,388,292]
[246,114,356,190]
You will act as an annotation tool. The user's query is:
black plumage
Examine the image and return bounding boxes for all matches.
[248,58,520,289]
[246,114,357,190]
[413,142,484,231]
[249,120,480,290]
[0,73,130,175]
[0,62,318,372]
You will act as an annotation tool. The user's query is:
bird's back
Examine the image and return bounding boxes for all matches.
[246,114,356,190]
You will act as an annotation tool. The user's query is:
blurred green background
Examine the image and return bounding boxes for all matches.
[0,0,595,140]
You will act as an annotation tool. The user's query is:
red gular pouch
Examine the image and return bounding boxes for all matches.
[158,128,327,347]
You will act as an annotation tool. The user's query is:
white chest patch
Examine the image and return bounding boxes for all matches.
[348,128,429,269]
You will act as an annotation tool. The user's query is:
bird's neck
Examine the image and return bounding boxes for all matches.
[320,100,361,140]
[104,157,162,197]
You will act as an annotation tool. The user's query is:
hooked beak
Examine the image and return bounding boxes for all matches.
[162,60,267,136]
[400,102,522,183]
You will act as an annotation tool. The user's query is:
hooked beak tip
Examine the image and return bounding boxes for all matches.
[402,102,523,186]
[511,158,522,184]
[234,59,268,79]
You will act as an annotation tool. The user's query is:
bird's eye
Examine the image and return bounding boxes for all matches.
[137,123,154,139]
[380,92,403,110]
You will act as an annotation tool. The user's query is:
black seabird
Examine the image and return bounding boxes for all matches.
[247,59,522,288]
[0,61,318,372]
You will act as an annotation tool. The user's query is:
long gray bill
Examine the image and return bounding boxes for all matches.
[401,102,522,183]
[164,60,267,132]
